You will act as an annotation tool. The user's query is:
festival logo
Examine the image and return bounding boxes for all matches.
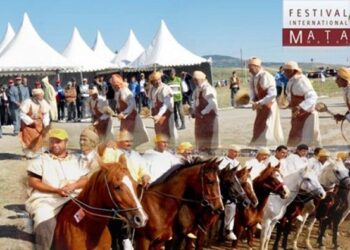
[283,0,350,46]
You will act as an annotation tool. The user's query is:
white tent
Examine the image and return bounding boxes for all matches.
[0,23,15,54]
[62,27,113,72]
[129,20,209,69]
[111,30,144,68]
[92,31,116,62]
[0,13,75,74]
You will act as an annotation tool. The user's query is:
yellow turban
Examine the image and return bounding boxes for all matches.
[337,67,350,81]
[116,130,133,142]
[154,134,169,143]
[317,149,330,158]
[32,88,44,96]
[149,71,162,82]
[177,142,193,154]
[336,151,349,161]
[248,57,262,67]
[48,128,69,141]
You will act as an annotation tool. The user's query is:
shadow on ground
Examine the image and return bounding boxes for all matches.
[0,153,23,160]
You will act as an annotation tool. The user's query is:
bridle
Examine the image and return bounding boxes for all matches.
[147,164,223,214]
[67,174,142,220]
[222,171,250,207]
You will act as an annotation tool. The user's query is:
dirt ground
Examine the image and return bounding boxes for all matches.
[1,96,350,250]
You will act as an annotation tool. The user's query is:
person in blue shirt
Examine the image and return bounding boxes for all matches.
[129,76,141,111]
[275,66,289,97]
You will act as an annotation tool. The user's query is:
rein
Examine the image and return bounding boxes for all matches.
[67,174,142,221]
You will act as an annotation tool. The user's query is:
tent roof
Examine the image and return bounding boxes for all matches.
[111,30,144,68]
[0,13,75,73]
[129,20,208,69]
[0,23,15,54]
[62,27,113,72]
[92,31,116,62]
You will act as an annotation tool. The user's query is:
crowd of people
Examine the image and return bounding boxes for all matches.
[4,58,350,249]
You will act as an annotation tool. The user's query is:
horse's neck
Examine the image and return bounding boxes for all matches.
[77,179,107,211]
[283,169,305,205]
[253,180,272,211]
[319,165,336,189]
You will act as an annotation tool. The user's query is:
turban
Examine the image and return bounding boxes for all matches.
[337,67,350,81]
[112,73,124,84]
[248,57,262,67]
[336,151,349,161]
[228,144,241,152]
[317,149,330,158]
[257,147,270,155]
[177,142,193,154]
[283,61,302,72]
[116,130,134,142]
[48,128,69,140]
[154,134,169,143]
[193,71,206,81]
[149,71,162,82]
[32,88,44,96]
[81,128,99,146]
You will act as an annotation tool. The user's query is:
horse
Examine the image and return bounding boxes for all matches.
[232,164,290,250]
[54,155,148,250]
[169,164,258,250]
[273,159,350,250]
[134,158,224,250]
[259,166,327,250]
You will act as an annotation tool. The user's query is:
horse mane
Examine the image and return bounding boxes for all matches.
[150,156,218,186]
[77,169,107,200]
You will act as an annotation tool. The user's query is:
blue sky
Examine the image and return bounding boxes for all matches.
[0,0,349,64]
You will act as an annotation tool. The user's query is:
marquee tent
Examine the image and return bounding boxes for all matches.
[92,31,116,62]
[0,23,15,54]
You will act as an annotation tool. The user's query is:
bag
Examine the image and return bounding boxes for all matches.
[181,80,189,93]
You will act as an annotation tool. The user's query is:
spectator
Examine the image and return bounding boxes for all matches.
[0,83,9,127]
[72,78,82,120]
[275,66,289,97]
[64,82,77,122]
[79,78,90,119]
[54,80,65,121]
[129,76,141,111]
[181,71,193,105]
[105,79,116,112]
[229,71,240,107]
[22,77,32,97]
[138,73,149,108]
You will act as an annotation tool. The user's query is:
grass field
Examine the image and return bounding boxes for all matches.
[212,67,342,108]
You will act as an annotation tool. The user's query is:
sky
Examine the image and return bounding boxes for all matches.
[0,0,349,64]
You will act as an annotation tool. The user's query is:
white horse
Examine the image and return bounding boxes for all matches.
[259,166,326,250]
[292,159,350,250]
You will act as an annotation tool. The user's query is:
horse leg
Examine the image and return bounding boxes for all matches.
[332,215,342,249]
[247,225,257,250]
[232,223,244,249]
[282,219,292,250]
[273,222,283,250]
[259,219,271,250]
[135,237,151,250]
[292,212,309,250]
[317,219,328,248]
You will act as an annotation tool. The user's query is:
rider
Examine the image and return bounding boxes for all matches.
[25,128,89,250]
[309,148,330,177]
[334,67,350,123]
[218,144,241,241]
[284,144,309,175]
[176,141,194,161]
[78,127,100,177]
[245,147,271,180]
[266,145,288,174]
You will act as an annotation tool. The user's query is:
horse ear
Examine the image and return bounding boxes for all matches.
[118,154,128,167]
[247,167,253,173]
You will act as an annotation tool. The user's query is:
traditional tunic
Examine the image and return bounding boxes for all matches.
[149,83,177,145]
[342,86,350,121]
[78,150,99,178]
[249,69,284,146]
[143,149,180,182]
[218,156,240,170]
[115,88,149,147]
[25,153,89,229]
[41,78,58,121]
[19,98,51,158]
[284,153,308,176]
[102,148,149,184]
[245,158,268,180]
[266,155,287,170]
[89,95,114,141]
[286,74,321,146]
[192,81,219,151]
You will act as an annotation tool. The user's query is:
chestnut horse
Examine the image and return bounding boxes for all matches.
[170,165,260,250]
[54,155,148,250]
[135,158,224,250]
[232,164,289,249]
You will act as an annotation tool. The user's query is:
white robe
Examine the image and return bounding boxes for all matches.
[266,155,287,171]
[25,153,89,229]
[284,153,308,176]
[143,149,180,182]
[286,74,321,146]
[245,158,267,180]
[218,156,240,170]
[249,69,284,146]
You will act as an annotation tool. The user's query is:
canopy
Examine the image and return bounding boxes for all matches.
[92,31,116,62]
[129,20,209,69]
[0,13,75,74]
[111,30,144,68]
[0,23,15,54]
[62,27,113,72]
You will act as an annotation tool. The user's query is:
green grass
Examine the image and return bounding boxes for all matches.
[212,67,342,108]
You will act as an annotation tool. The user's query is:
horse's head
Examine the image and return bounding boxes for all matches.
[220,165,251,207]
[197,159,224,214]
[325,159,350,189]
[101,155,148,228]
[236,167,258,207]
[300,167,326,199]
[254,164,290,199]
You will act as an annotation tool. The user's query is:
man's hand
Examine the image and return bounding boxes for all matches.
[117,113,126,120]
[292,106,302,118]
[61,183,77,194]
[252,102,262,111]
[334,113,345,123]
[153,115,161,124]
[141,175,151,189]
[56,188,68,197]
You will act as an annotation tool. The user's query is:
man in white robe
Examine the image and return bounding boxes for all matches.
[148,71,177,146]
[111,73,149,148]
[284,61,321,147]
[245,147,271,180]
[143,134,180,182]
[284,144,309,176]
[19,88,51,159]
[334,67,350,124]
[78,127,100,177]
[25,128,89,250]
[248,57,284,146]
[266,145,288,171]
[41,76,58,121]
[191,71,220,153]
